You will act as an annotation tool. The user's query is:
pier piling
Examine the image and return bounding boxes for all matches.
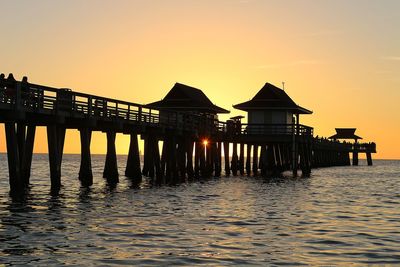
[103,131,119,183]
[79,128,93,186]
[47,125,65,190]
[125,133,142,183]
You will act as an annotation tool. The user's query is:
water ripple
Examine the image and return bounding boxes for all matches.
[0,155,399,265]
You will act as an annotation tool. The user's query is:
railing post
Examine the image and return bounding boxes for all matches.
[88,96,92,116]
[292,121,297,177]
[138,107,142,122]
[15,82,22,110]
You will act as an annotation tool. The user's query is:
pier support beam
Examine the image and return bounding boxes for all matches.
[142,138,150,177]
[199,140,206,177]
[79,128,93,186]
[153,139,163,184]
[21,125,36,185]
[265,145,277,176]
[5,122,37,195]
[231,142,238,176]
[215,141,222,177]
[177,139,186,181]
[366,152,373,166]
[239,143,244,175]
[205,141,213,177]
[223,142,230,176]
[260,145,268,176]
[352,151,359,166]
[246,144,251,176]
[186,139,194,179]
[252,144,258,176]
[5,122,24,195]
[125,133,142,183]
[194,141,201,177]
[47,125,66,190]
[164,136,178,183]
[103,131,119,183]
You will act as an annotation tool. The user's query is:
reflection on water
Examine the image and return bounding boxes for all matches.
[0,154,399,266]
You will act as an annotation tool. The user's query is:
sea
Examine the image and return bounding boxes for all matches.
[0,154,399,266]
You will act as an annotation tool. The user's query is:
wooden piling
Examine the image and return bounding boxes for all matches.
[211,141,219,177]
[125,133,142,183]
[215,141,222,177]
[177,139,186,181]
[153,139,163,184]
[366,152,373,166]
[194,141,201,177]
[223,141,230,176]
[260,145,268,176]
[246,144,251,175]
[252,144,258,176]
[103,131,119,183]
[186,139,194,179]
[265,144,276,176]
[79,128,93,186]
[352,151,359,166]
[47,125,66,190]
[142,138,150,176]
[239,143,244,175]
[206,142,213,176]
[5,122,23,194]
[231,142,238,176]
[199,140,206,177]
[170,137,178,183]
[21,125,36,185]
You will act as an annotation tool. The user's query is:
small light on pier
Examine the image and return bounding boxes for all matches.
[203,139,209,147]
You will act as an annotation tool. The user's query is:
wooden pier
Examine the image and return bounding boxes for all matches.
[0,75,376,196]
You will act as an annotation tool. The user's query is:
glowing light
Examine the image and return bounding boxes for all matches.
[203,139,209,146]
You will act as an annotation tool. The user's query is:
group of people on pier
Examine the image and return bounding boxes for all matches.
[0,73,43,108]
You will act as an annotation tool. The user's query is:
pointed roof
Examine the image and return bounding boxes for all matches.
[146,82,229,114]
[329,128,362,140]
[233,83,312,114]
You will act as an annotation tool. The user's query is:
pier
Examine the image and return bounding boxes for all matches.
[0,75,376,196]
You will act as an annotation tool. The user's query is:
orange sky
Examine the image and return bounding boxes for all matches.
[1,0,399,159]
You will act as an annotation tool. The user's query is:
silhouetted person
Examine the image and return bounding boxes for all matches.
[0,73,5,80]
[5,73,16,103]
[7,73,15,81]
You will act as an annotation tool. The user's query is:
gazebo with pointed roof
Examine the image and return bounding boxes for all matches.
[329,128,362,142]
[146,82,229,115]
[233,83,312,125]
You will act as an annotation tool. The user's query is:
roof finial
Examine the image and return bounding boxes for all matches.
[282,81,285,91]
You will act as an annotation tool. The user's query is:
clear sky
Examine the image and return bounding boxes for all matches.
[1,0,399,159]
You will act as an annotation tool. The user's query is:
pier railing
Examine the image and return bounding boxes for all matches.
[0,80,198,129]
[1,79,317,137]
[313,137,376,153]
[217,121,313,137]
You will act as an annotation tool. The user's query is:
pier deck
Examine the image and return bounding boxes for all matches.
[0,78,376,196]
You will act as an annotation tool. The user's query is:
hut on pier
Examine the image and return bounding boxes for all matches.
[328,128,362,142]
[328,128,374,166]
[146,83,229,133]
[231,83,314,177]
[233,83,312,134]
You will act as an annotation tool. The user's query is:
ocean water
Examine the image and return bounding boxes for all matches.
[0,154,399,266]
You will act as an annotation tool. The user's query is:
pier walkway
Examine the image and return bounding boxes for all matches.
[0,76,376,196]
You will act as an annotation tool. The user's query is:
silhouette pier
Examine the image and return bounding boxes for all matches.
[0,75,377,196]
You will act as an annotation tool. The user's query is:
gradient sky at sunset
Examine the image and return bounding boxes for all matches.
[1,0,399,159]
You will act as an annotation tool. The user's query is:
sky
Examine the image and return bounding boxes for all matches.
[0,0,399,159]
